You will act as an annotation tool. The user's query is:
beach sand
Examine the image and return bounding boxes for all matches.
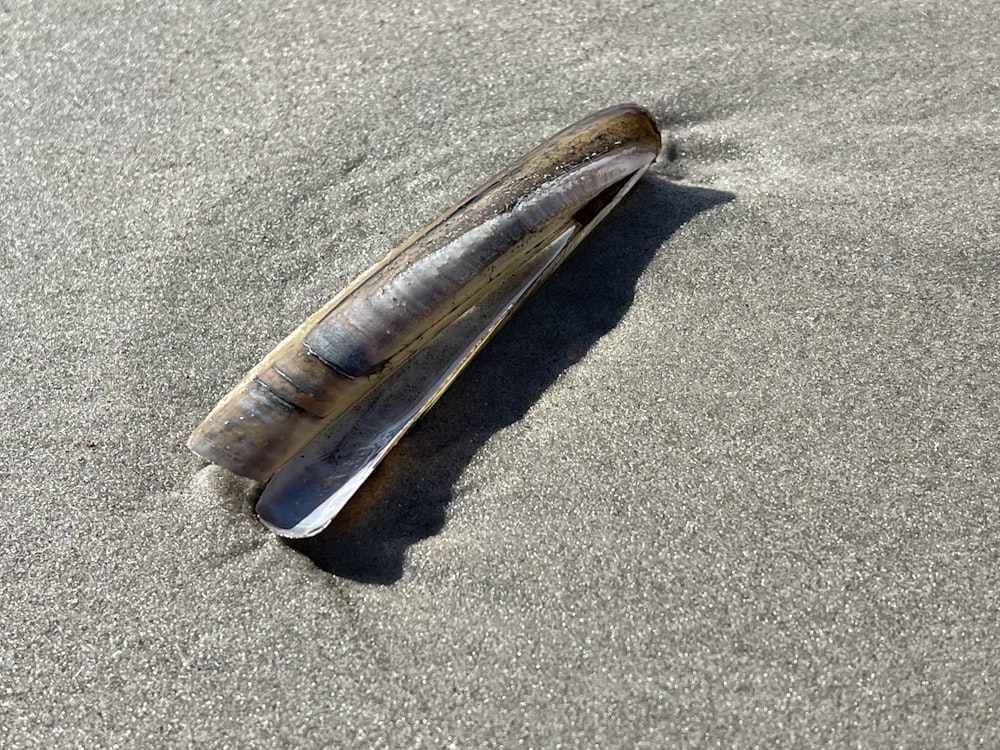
[3,1,998,746]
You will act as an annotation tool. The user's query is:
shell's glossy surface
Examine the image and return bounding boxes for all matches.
[188,103,661,535]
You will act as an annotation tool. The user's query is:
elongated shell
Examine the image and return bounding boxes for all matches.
[189,104,661,493]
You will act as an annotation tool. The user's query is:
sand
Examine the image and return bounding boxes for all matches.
[3,1,998,747]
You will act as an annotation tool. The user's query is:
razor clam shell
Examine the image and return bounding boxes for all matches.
[188,103,661,493]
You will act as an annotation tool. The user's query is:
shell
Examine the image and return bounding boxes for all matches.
[188,103,661,537]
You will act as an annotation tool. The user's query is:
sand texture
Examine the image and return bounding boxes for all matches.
[2,1,998,747]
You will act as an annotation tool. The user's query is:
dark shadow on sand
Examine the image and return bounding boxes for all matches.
[288,177,734,583]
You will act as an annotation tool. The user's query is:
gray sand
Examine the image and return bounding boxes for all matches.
[3,1,998,747]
